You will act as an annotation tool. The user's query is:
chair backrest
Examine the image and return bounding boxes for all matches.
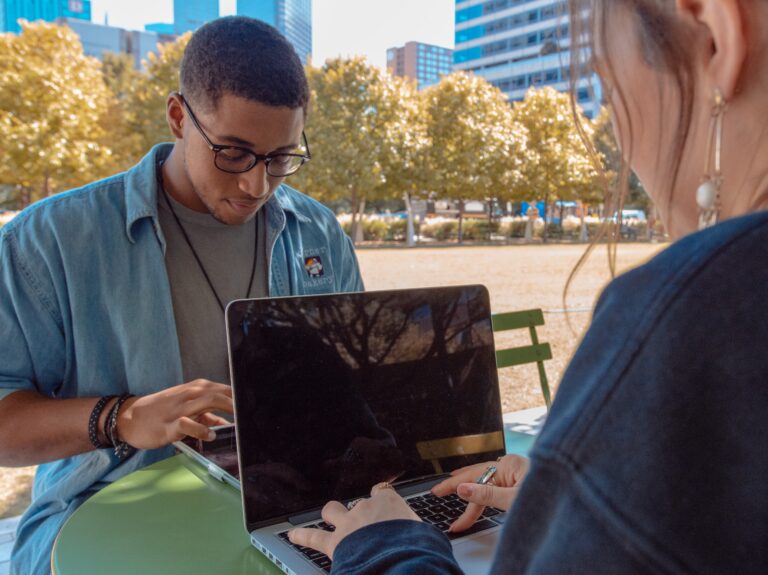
[415,431,505,474]
[492,308,552,409]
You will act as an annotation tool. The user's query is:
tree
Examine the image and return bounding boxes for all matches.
[0,21,114,206]
[122,33,191,165]
[101,52,144,174]
[422,72,524,242]
[375,75,430,245]
[292,57,401,243]
[512,86,599,240]
[592,107,651,214]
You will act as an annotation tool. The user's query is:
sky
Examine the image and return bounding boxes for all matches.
[89,0,456,69]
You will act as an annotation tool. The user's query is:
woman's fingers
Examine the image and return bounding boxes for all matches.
[431,462,492,496]
[449,501,485,533]
[457,482,516,509]
[448,483,518,533]
[322,501,348,526]
[288,527,334,558]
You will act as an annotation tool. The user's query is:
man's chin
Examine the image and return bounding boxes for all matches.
[214,200,262,225]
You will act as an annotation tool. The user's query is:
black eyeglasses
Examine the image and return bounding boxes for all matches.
[178,93,311,177]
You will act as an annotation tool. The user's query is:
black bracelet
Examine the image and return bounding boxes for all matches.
[88,395,117,449]
[105,393,136,460]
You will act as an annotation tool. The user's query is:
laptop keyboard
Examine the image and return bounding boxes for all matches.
[277,492,503,573]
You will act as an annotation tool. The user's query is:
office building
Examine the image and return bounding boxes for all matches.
[1,0,90,33]
[237,0,312,64]
[453,0,601,117]
[387,41,453,90]
[58,18,176,70]
[145,22,174,35]
[174,0,218,35]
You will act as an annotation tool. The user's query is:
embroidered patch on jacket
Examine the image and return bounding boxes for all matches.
[304,256,324,277]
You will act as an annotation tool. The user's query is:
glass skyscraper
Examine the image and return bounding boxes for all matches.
[237,0,312,65]
[387,42,453,90]
[173,0,218,35]
[1,0,91,33]
[453,0,601,117]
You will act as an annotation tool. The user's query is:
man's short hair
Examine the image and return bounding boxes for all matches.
[180,16,309,112]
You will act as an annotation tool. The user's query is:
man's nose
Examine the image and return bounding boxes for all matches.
[238,161,270,198]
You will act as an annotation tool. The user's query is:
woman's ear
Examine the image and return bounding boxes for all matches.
[676,0,748,99]
[166,92,185,140]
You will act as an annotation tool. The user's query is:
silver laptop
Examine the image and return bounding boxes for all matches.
[226,285,507,575]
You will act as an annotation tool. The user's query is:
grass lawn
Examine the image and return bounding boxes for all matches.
[0,241,665,519]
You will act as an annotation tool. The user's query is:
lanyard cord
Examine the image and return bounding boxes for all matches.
[156,162,258,314]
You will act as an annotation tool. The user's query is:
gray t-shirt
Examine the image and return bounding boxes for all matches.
[158,191,268,384]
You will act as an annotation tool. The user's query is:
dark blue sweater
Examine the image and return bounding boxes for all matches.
[332,211,768,574]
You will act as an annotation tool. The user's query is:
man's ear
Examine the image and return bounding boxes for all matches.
[676,0,747,99]
[166,92,185,140]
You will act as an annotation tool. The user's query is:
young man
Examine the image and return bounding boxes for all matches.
[0,17,363,575]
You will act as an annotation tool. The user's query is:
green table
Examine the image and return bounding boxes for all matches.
[52,432,536,575]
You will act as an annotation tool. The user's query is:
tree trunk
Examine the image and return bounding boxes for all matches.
[20,186,32,209]
[457,199,465,244]
[42,171,51,200]
[404,192,416,247]
[487,198,494,241]
[349,189,360,245]
[542,192,550,243]
[580,212,588,242]
[354,197,366,245]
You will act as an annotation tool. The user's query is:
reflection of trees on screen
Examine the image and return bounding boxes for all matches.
[232,288,491,371]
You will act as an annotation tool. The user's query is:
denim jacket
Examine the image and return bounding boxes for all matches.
[331,211,768,575]
[0,144,363,575]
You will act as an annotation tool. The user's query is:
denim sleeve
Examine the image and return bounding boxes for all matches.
[331,520,464,575]
[338,232,364,293]
[0,227,64,400]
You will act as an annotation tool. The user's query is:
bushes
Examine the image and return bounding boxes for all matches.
[461,220,500,240]
[503,220,528,238]
[337,214,662,244]
[421,220,458,241]
[341,218,389,241]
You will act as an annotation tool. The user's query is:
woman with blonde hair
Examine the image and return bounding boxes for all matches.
[291,0,768,571]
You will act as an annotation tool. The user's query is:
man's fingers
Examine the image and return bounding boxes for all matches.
[183,393,235,416]
[321,500,348,526]
[288,527,333,558]
[196,413,231,428]
[449,502,485,533]
[176,416,216,442]
[457,482,515,510]
[187,380,233,397]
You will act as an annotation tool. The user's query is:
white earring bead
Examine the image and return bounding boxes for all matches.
[696,180,718,210]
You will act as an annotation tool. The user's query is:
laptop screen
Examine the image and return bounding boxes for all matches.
[226,285,505,529]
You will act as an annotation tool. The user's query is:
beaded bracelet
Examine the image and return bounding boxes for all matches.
[105,393,136,460]
[88,395,117,449]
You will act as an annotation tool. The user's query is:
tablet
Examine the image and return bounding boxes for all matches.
[174,424,241,489]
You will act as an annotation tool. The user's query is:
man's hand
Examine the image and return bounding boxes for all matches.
[117,379,233,449]
[431,454,530,533]
[288,483,420,559]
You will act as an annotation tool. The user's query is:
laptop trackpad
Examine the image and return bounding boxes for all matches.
[453,529,500,575]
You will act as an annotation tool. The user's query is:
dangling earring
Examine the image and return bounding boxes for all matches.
[696,89,726,230]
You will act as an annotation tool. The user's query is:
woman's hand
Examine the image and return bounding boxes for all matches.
[288,483,420,559]
[117,379,233,449]
[431,454,530,533]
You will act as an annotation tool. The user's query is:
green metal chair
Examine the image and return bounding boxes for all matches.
[492,308,553,410]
